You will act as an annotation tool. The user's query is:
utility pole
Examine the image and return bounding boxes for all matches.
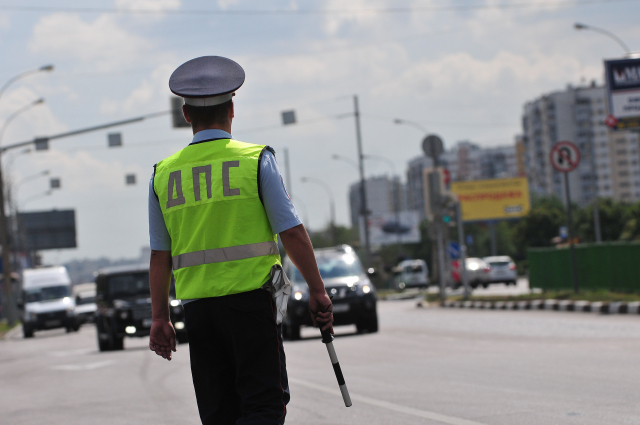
[353,95,370,265]
[423,134,446,303]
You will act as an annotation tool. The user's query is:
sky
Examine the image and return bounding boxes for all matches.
[0,0,636,263]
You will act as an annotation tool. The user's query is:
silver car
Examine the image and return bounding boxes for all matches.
[451,257,490,289]
[464,257,491,288]
[483,256,518,286]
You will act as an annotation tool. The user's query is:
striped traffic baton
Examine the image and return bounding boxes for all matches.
[320,327,352,407]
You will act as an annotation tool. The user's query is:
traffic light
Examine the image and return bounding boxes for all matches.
[440,193,458,226]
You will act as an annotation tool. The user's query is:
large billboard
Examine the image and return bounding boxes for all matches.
[605,57,640,131]
[450,177,530,222]
[359,210,421,249]
[17,209,77,251]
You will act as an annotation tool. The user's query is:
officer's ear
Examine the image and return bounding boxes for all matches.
[182,104,193,124]
[228,101,234,122]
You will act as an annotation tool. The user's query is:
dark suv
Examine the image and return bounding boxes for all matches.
[94,264,188,351]
[282,245,378,340]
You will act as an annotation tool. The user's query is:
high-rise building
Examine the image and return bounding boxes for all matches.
[609,131,640,202]
[406,142,519,220]
[348,175,407,229]
[521,83,620,205]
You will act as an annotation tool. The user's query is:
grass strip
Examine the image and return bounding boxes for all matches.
[0,320,19,339]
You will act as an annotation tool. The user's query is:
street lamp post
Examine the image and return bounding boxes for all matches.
[353,95,371,266]
[301,177,337,246]
[574,23,632,56]
[574,22,633,242]
[0,65,53,324]
[332,154,359,171]
[20,190,52,210]
[0,65,53,101]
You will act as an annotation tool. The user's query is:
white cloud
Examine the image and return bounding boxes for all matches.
[217,0,240,10]
[100,63,174,114]
[115,0,181,12]
[0,86,67,146]
[322,0,389,36]
[379,50,601,100]
[0,13,11,31]
[28,13,153,71]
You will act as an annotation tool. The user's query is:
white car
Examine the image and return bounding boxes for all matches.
[20,266,78,338]
[73,283,97,324]
[483,256,518,286]
[393,259,429,290]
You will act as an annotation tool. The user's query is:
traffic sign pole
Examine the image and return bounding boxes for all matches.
[550,141,580,294]
[456,202,470,299]
[564,172,579,294]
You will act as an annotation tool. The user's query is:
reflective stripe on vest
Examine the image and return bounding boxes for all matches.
[172,241,279,270]
[153,139,281,299]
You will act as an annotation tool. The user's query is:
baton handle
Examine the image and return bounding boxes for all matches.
[320,327,334,344]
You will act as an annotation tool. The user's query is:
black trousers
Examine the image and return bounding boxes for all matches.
[184,289,289,425]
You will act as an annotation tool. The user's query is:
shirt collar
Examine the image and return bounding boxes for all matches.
[190,129,232,145]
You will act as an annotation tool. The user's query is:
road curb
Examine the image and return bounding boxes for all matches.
[1,323,22,340]
[442,299,638,315]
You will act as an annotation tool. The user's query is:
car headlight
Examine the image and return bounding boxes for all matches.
[357,278,374,294]
[25,311,36,322]
[170,300,181,307]
[292,285,308,301]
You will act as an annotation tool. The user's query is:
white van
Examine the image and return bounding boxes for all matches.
[20,266,78,338]
[394,259,429,290]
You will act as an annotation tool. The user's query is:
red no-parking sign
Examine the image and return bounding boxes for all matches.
[550,141,580,173]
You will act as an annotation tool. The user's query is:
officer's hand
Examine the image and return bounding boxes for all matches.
[309,291,334,334]
[149,319,176,361]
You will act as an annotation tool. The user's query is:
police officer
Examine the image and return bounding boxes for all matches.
[147,56,334,425]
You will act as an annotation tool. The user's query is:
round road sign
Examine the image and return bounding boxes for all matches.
[550,141,580,173]
[422,134,444,159]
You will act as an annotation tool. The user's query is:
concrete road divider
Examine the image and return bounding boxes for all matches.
[440,299,640,316]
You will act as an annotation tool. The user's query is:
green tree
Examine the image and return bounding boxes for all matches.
[513,196,566,259]
[576,198,633,242]
[308,224,358,249]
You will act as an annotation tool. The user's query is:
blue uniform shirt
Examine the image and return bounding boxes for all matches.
[148,129,301,252]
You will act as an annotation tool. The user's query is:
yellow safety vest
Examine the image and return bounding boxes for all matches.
[153,138,281,299]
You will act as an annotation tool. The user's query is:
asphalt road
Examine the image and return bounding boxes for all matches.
[2,299,640,425]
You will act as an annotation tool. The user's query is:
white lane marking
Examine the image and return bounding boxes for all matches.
[52,360,115,371]
[290,378,488,425]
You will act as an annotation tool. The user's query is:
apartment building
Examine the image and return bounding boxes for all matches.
[522,83,618,205]
[406,142,519,220]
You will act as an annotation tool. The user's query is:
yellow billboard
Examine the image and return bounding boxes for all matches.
[450,177,530,222]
